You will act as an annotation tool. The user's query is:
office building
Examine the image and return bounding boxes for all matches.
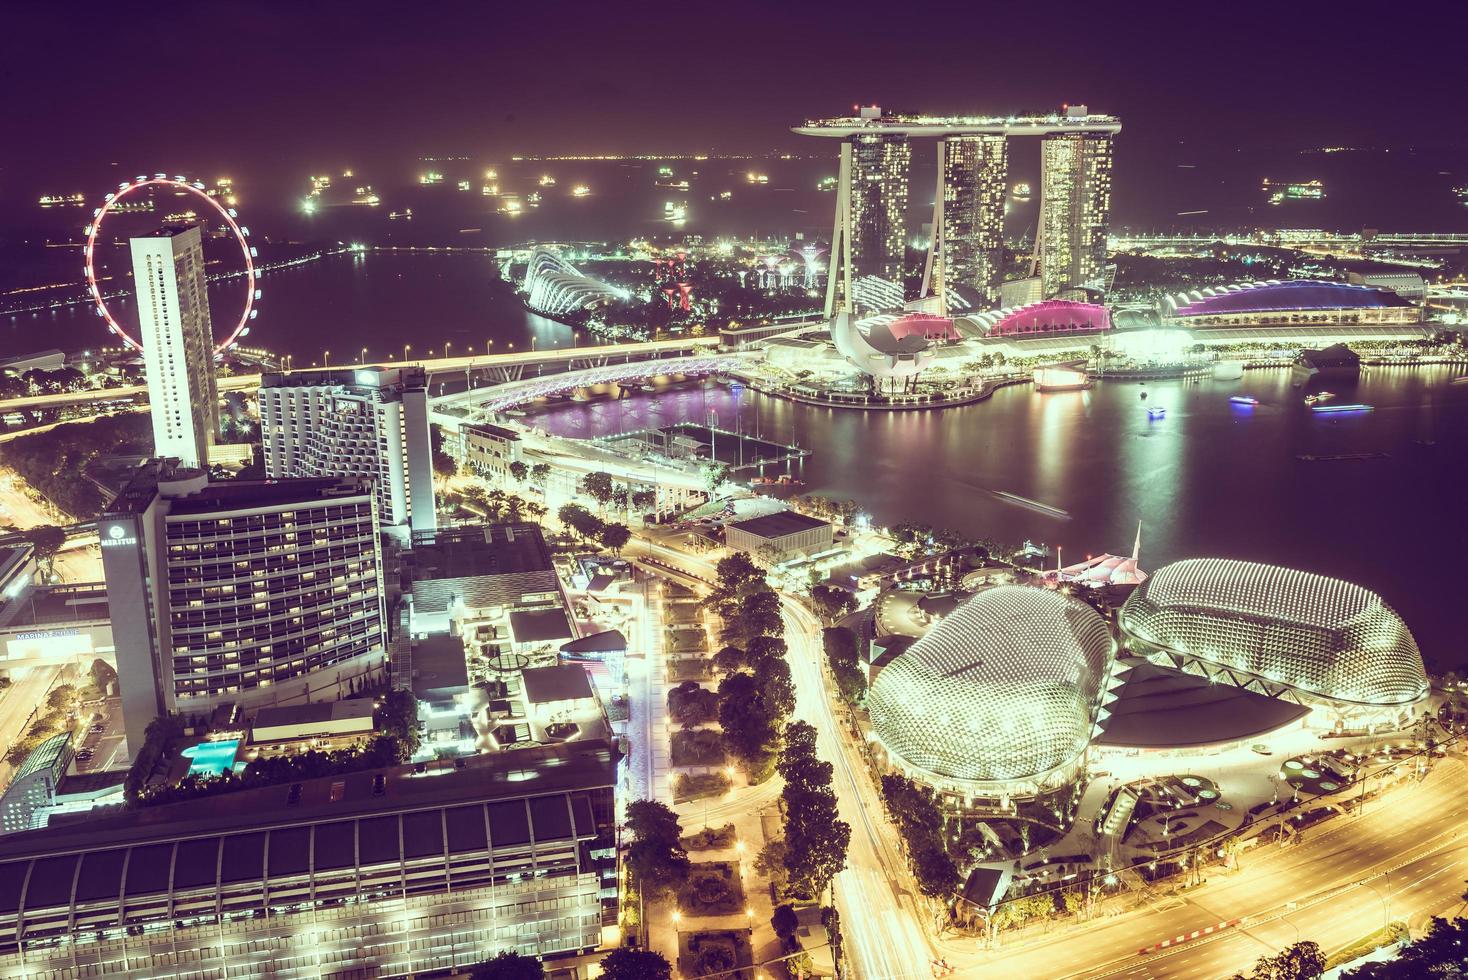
[0,743,617,978]
[100,461,387,752]
[929,134,1008,308]
[259,366,437,538]
[456,421,524,483]
[1039,131,1114,299]
[129,225,219,469]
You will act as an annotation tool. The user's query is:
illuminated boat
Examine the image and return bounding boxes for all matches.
[1229,396,1258,406]
[1311,403,1373,414]
[1147,407,1166,420]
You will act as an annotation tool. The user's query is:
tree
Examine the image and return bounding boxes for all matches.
[508,460,529,483]
[631,488,657,511]
[1342,916,1461,978]
[1233,941,1326,980]
[771,904,800,938]
[580,471,617,511]
[714,552,764,596]
[625,800,689,901]
[598,522,632,554]
[24,525,67,580]
[376,690,420,760]
[558,503,604,543]
[713,645,747,674]
[755,839,791,895]
[718,672,781,782]
[910,842,961,901]
[470,951,544,980]
[754,656,795,720]
[810,585,857,624]
[599,948,672,980]
[745,635,788,669]
[429,426,456,478]
[89,658,117,694]
[529,462,551,488]
[823,627,867,705]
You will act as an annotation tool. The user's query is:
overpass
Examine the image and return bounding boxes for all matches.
[0,337,724,418]
[431,351,755,422]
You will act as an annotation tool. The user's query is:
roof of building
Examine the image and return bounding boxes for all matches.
[165,477,375,516]
[560,630,628,654]
[1119,558,1427,708]
[962,300,1112,338]
[522,664,594,704]
[1168,280,1413,317]
[0,739,615,867]
[410,523,553,578]
[464,421,521,441]
[1095,658,1310,748]
[868,586,1114,786]
[510,607,575,644]
[728,510,831,540]
[253,699,376,732]
[410,632,471,699]
[9,732,71,784]
[259,365,425,392]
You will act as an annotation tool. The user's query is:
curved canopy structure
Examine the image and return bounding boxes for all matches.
[523,248,625,318]
[1119,559,1427,719]
[1163,280,1412,318]
[868,586,1114,800]
[964,300,1112,338]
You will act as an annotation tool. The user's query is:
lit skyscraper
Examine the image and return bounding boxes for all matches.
[930,135,1008,309]
[849,132,911,296]
[1039,132,1114,299]
[128,225,219,469]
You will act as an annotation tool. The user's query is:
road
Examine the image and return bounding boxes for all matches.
[0,666,64,792]
[623,533,1468,978]
[782,596,933,980]
[955,757,1468,979]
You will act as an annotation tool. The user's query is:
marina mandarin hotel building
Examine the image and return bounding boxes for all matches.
[100,461,388,752]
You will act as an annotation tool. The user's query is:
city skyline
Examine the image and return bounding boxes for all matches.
[0,7,1466,979]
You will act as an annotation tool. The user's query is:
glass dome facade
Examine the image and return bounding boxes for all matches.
[1118,559,1427,716]
[867,586,1114,800]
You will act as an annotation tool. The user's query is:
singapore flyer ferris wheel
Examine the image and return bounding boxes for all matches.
[83,174,260,357]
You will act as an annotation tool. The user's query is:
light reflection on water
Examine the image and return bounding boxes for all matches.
[526,365,1468,667]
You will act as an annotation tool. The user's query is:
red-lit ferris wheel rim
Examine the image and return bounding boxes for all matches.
[84,176,256,356]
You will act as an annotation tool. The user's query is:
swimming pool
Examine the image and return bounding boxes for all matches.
[181,739,240,778]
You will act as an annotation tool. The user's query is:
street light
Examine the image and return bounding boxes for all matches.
[403,344,412,363]
[323,349,331,369]
[360,346,368,365]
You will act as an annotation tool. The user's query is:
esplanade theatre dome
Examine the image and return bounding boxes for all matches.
[867,586,1114,801]
[1118,559,1427,720]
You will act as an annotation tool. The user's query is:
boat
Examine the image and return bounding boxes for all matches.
[1012,182,1032,202]
[1229,396,1259,406]
[1296,452,1390,462]
[640,383,656,392]
[1451,376,1468,385]
[1311,403,1373,414]
[1147,407,1166,420]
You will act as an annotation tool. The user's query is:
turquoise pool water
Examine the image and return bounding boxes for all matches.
[181,739,240,778]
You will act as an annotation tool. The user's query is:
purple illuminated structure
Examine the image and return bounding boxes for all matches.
[986,300,1112,337]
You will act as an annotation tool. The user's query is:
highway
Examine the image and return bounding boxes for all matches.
[0,666,64,793]
[0,338,723,418]
[952,757,1468,979]
[782,596,933,980]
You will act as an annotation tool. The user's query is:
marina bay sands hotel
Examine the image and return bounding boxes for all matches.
[794,105,1121,316]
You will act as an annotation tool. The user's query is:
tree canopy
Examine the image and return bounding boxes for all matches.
[599,948,673,980]
[470,950,544,980]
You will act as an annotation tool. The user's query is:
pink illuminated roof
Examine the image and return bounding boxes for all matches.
[887,313,960,342]
[990,301,1111,337]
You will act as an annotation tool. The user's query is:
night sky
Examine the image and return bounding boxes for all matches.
[4,0,1464,194]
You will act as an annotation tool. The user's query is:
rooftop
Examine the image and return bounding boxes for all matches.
[794,109,1121,138]
[522,664,595,704]
[260,365,426,391]
[561,630,627,654]
[510,607,575,644]
[1096,658,1310,748]
[409,522,554,579]
[464,421,521,441]
[1170,279,1413,317]
[0,739,615,861]
[729,510,830,540]
[105,461,373,517]
[10,732,71,783]
[252,699,376,732]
